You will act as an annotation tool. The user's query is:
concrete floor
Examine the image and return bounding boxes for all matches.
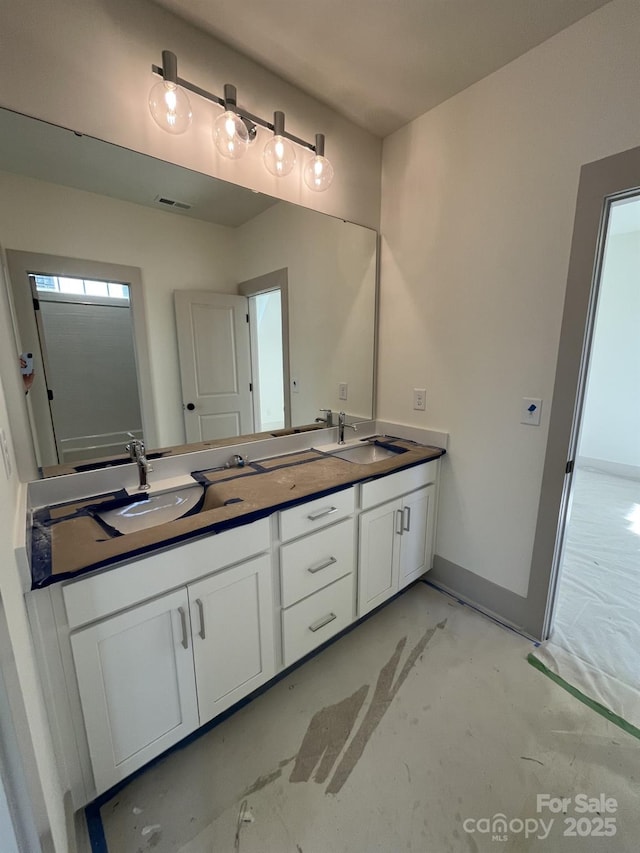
[99,583,640,852]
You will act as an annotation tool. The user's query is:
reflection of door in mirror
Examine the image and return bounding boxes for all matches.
[175,291,254,442]
[6,250,154,469]
[29,274,143,465]
[175,283,290,441]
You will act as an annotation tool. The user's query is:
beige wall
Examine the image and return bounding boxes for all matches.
[379,0,640,597]
[1,0,381,231]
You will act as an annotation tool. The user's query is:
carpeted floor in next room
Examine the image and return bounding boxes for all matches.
[98,583,640,852]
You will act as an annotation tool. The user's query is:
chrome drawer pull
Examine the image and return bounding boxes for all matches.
[195,598,206,640]
[307,556,337,574]
[309,612,337,633]
[396,508,404,535]
[403,506,411,532]
[307,506,338,521]
[177,606,189,649]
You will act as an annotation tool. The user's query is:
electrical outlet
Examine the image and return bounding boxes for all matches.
[292,378,300,393]
[413,388,426,411]
[521,398,542,426]
[0,428,12,479]
[338,382,348,401]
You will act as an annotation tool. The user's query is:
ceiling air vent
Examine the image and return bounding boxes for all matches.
[154,195,192,211]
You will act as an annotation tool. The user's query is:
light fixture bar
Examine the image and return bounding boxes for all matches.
[151,58,318,152]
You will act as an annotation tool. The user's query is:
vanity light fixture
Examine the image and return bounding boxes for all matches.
[150,51,333,190]
[148,51,193,135]
[213,84,250,160]
[263,111,296,177]
[303,134,334,192]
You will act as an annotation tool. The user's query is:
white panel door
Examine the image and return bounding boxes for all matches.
[358,499,401,616]
[175,291,253,442]
[189,553,275,724]
[398,485,434,589]
[70,588,199,794]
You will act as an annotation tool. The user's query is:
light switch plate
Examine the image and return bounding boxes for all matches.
[521,397,542,426]
[338,382,348,401]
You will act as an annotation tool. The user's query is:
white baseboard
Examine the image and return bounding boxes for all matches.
[577,456,640,481]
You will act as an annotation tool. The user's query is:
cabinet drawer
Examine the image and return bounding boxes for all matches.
[360,459,438,509]
[280,518,354,607]
[279,487,354,543]
[282,574,354,666]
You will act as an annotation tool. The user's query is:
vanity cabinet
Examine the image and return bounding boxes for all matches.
[66,521,273,793]
[32,454,442,805]
[279,487,356,666]
[358,461,438,616]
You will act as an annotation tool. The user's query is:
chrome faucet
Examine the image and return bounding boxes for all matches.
[315,408,334,427]
[126,434,153,490]
[338,411,357,445]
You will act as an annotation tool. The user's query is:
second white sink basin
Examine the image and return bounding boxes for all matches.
[331,443,399,464]
[97,485,204,535]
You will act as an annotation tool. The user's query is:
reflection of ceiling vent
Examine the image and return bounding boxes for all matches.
[154,195,192,210]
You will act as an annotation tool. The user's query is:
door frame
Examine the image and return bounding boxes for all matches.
[238,268,291,430]
[5,250,157,464]
[528,145,640,640]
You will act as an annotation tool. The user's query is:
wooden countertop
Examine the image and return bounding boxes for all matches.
[30,439,444,589]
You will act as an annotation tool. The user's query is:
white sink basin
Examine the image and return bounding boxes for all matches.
[331,443,399,464]
[97,485,204,535]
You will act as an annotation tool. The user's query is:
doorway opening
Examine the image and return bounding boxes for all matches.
[535,192,640,729]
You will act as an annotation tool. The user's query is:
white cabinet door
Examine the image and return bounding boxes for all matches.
[358,499,401,616]
[358,485,436,616]
[398,485,434,589]
[70,588,199,794]
[189,553,275,724]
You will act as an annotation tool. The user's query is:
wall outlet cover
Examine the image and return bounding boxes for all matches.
[521,397,542,426]
[338,382,348,401]
[413,388,426,411]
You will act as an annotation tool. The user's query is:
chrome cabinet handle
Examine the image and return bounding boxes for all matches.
[307,506,337,521]
[309,612,337,633]
[403,506,411,532]
[195,598,206,640]
[396,508,404,535]
[307,556,337,574]
[177,606,189,649]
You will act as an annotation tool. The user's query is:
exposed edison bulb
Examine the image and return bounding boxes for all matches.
[213,110,249,160]
[263,135,296,177]
[148,80,192,134]
[304,153,334,192]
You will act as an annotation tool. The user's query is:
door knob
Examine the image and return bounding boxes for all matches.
[186,403,195,411]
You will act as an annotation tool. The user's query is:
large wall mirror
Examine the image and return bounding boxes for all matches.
[0,109,377,475]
